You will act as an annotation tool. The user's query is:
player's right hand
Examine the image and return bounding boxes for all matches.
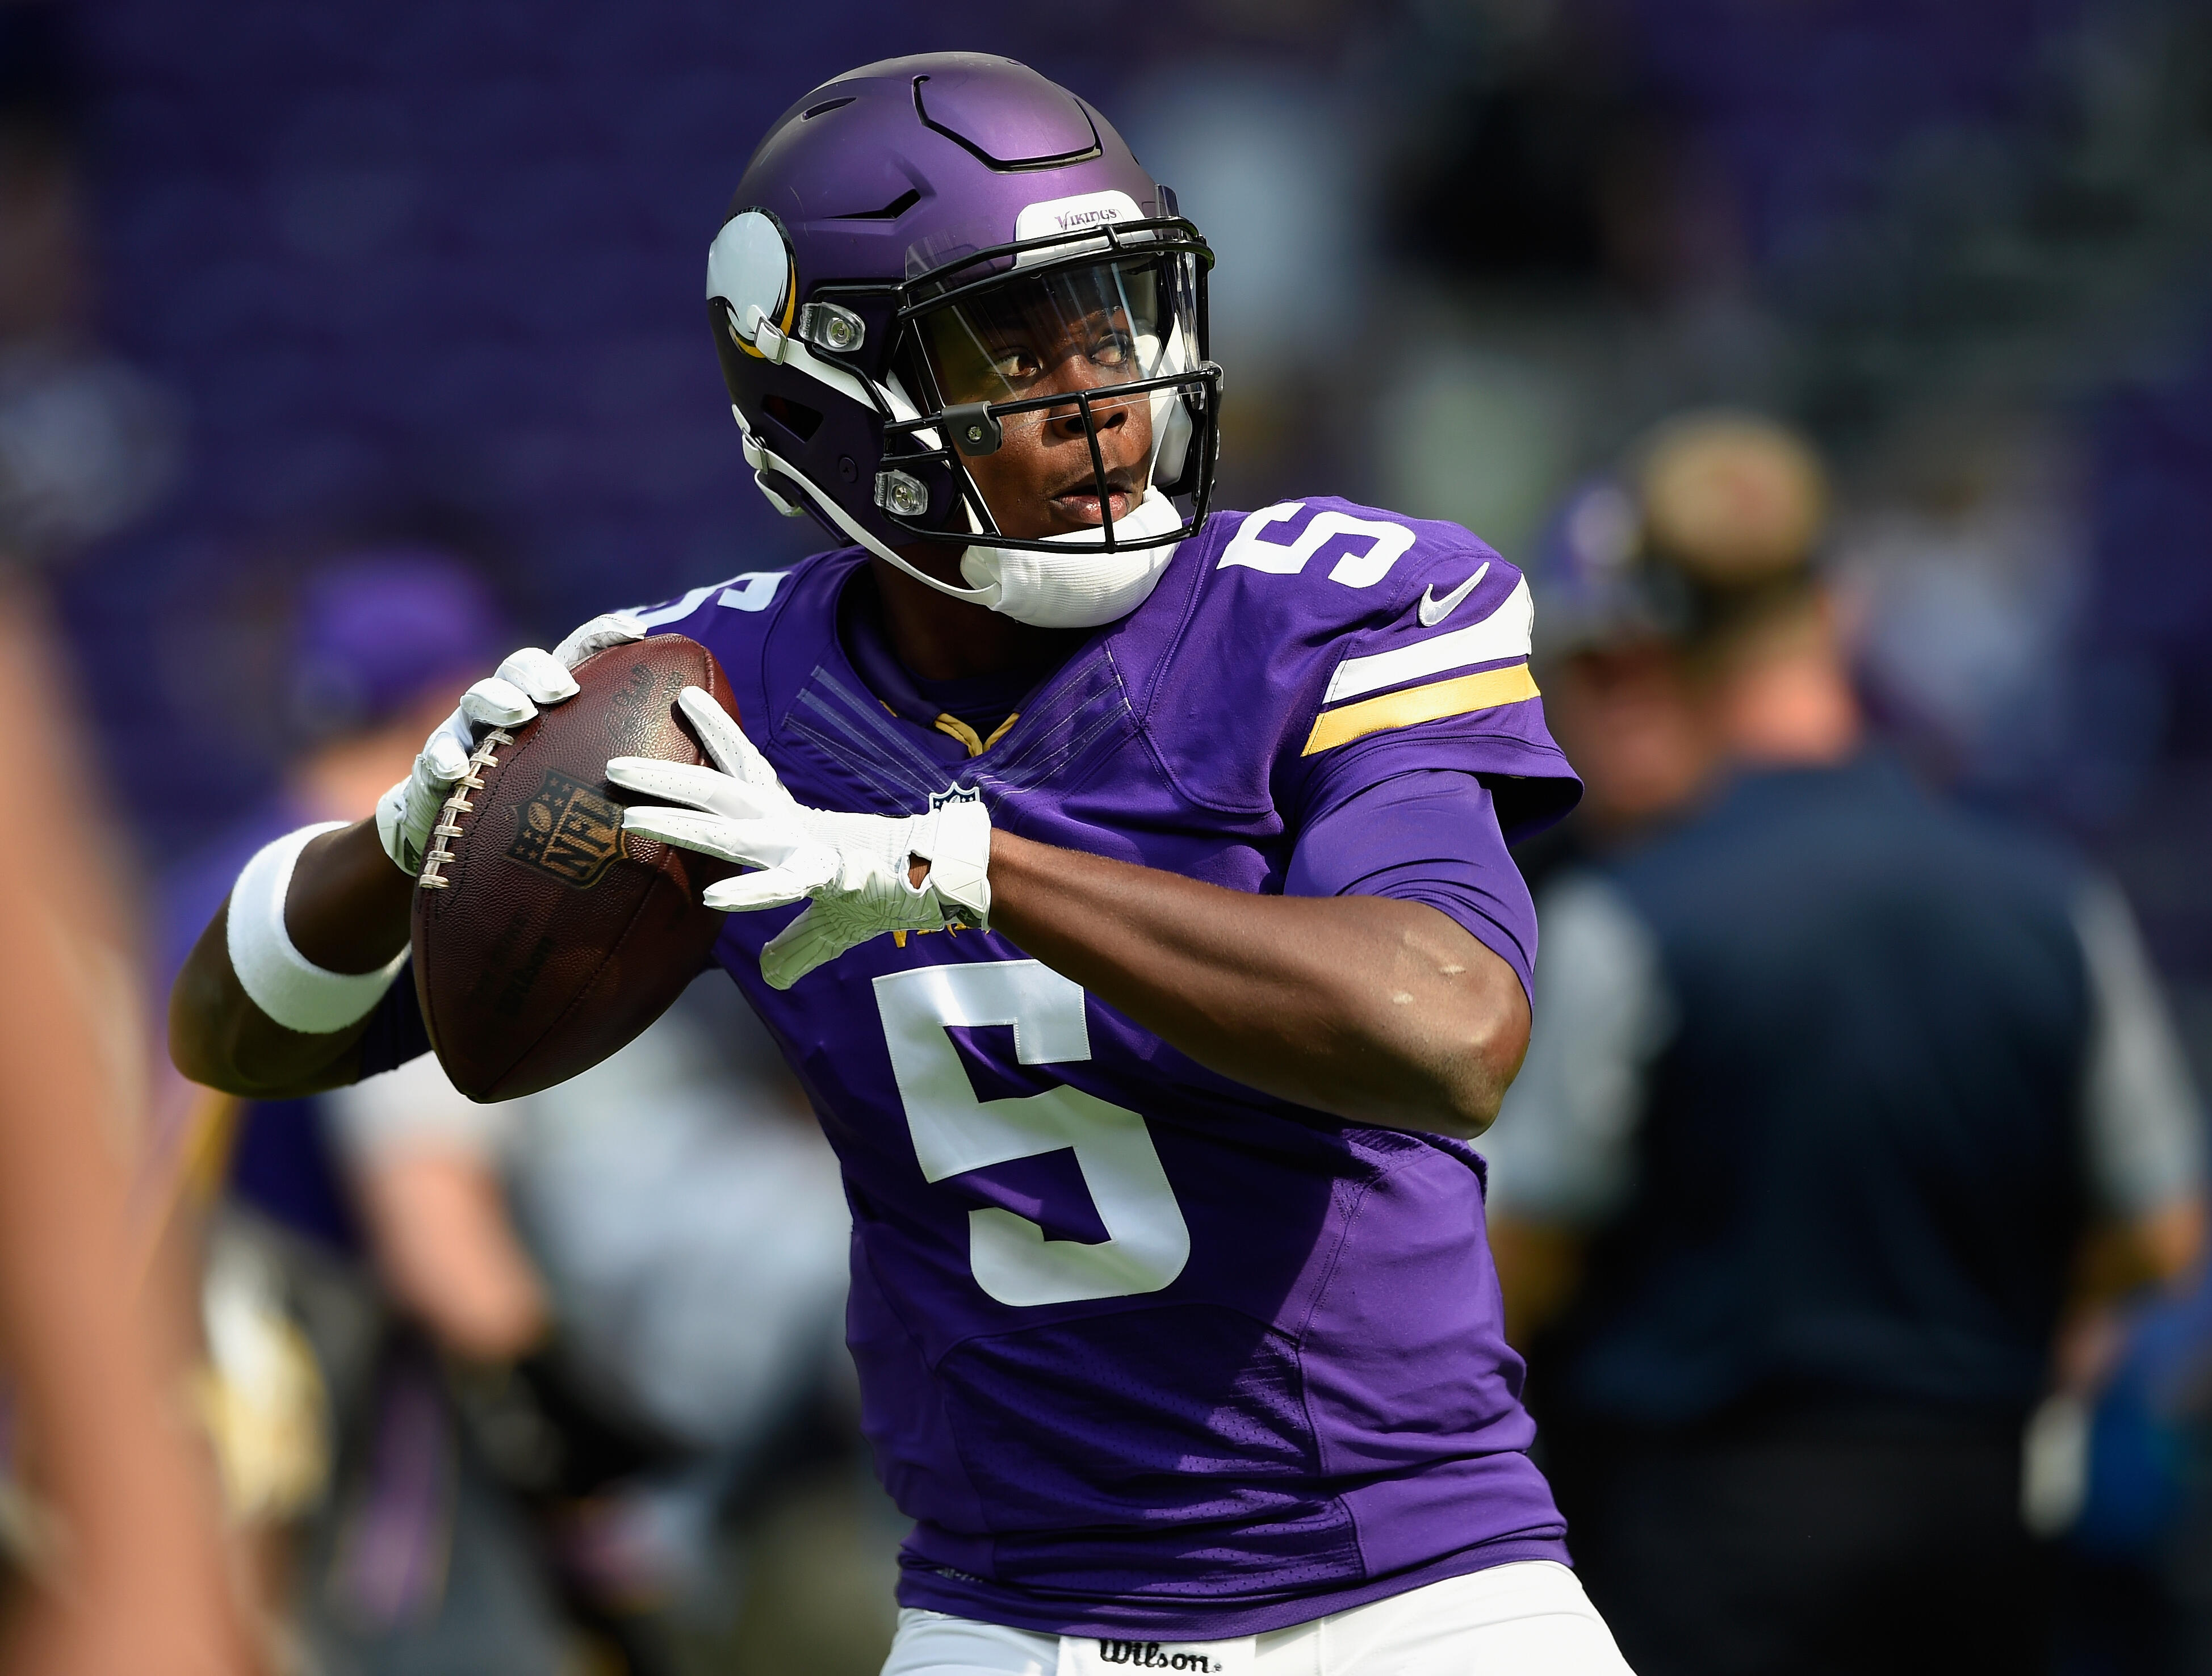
[373,613,646,875]
[610,686,991,989]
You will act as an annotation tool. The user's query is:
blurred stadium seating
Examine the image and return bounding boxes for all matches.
[18,0,2212,1669]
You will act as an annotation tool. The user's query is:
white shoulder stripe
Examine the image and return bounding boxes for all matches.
[1323,575,1534,705]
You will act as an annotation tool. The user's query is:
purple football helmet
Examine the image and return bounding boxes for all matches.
[706,55,1222,627]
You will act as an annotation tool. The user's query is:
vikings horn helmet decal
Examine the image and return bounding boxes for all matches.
[706,55,1222,628]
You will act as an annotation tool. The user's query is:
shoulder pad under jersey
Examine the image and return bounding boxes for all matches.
[1127,497,1572,833]
[617,547,853,714]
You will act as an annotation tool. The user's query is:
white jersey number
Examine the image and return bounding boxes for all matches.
[872,961,1191,1308]
[1216,502,1416,588]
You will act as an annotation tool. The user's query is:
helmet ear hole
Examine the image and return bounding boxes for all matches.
[763,393,824,444]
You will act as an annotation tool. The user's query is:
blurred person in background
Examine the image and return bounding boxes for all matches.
[304,983,857,1676]
[1483,410,2209,1676]
[162,548,865,1675]
[156,548,577,1668]
[418,981,868,1676]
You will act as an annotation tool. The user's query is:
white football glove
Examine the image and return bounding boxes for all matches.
[374,613,648,875]
[609,687,992,990]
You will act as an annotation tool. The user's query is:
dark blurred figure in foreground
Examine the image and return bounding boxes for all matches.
[1485,413,2207,1676]
[0,435,253,1674]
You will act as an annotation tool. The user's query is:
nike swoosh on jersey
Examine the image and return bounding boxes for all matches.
[1323,575,1534,705]
[1416,562,1490,627]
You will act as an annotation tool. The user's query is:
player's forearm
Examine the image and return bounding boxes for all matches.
[986,832,1528,1138]
[169,820,411,1097]
[356,1153,551,1364]
[283,819,415,968]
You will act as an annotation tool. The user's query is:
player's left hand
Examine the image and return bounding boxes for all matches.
[373,612,648,875]
[608,687,991,988]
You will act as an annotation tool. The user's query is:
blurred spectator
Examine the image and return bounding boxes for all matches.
[1485,412,2208,1676]
[291,985,857,1676]
[156,548,559,1666]
[159,546,868,1673]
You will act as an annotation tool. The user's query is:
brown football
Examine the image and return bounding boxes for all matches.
[410,634,738,1101]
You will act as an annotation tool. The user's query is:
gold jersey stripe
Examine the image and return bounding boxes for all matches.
[1301,661,1540,755]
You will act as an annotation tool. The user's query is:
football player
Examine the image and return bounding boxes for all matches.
[172,55,1631,1674]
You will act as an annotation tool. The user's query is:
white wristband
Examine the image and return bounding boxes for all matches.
[226,823,409,1034]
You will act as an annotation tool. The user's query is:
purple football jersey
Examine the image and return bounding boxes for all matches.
[633,498,1579,1636]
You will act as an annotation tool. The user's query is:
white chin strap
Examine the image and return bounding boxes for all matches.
[738,412,1184,630]
[956,487,1184,628]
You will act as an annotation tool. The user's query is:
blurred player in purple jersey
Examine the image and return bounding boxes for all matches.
[170,55,1634,1674]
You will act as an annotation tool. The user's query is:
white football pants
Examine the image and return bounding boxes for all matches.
[881,1560,1636,1675]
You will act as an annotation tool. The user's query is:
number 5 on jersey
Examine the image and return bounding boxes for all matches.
[873,961,1191,1307]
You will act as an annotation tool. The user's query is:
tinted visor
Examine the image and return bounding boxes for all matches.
[927,252,1176,395]
[923,253,1198,422]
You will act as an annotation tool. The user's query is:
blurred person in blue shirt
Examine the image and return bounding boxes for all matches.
[1484,413,2207,1676]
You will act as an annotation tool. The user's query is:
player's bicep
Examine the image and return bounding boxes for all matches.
[1283,553,1578,840]
[1286,768,1538,1003]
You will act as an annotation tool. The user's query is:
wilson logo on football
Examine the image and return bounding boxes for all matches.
[505,768,629,890]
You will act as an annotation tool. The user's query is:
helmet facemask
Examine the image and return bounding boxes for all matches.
[872,237,1218,627]
[901,249,1206,543]
[713,196,1220,628]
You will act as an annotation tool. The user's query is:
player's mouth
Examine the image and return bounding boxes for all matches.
[1048,468,1138,528]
